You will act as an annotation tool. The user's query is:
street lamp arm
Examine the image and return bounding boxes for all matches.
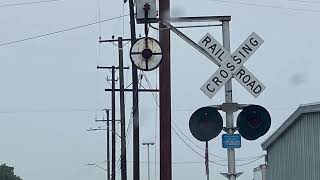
[109,130,121,138]
[86,128,121,138]
[86,163,108,172]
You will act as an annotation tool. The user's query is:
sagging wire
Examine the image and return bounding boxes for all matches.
[125,70,144,147]
[142,72,266,166]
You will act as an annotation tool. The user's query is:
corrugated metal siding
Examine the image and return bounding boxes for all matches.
[267,112,320,180]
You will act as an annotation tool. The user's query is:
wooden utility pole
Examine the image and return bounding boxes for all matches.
[97,65,118,180]
[98,37,133,180]
[111,66,117,180]
[118,37,127,180]
[106,110,110,180]
[87,109,111,180]
[127,1,140,180]
[99,9,160,179]
[159,1,172,180]
[101,110,111,180]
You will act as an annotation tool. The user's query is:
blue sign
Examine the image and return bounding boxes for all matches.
[222,134,241,149]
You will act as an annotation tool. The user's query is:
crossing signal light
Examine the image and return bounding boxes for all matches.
[189,106,223,142]
[237,105,271,141]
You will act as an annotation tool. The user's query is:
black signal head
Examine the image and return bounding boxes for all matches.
[189,106,223,142]
[237,105,271,140]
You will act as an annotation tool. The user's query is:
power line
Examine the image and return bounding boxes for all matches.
[171,119,225,159]
[125,72,143,147]
[210,0,320,13]
[0,108,98,114]
[142,73,266,162]
[171,127,228,166]
[94,158,264,165]
[171,107,297,112]
[0,105,297,114]
[0,14,129,47]
[237,155,264,166]
[139,73,228,165]
[172,123,264,166]
[0,0,61,8]
[288,0,320,4]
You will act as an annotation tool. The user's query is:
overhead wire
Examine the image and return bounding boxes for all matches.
[0,108,99,114]
[115,156,122,176]
[140,73,225,166]
[0,14,130,47]
[0,105,298,115]
[0,0,61,8]
[93,1,303,170]
[125,71,144,148]
[142,72,265,162]
[122,2,125,37]
[97,0,102,44]
[99,159,263,165]
[171,127,228,166]
[288,0,320,4]
[96,0,103,116]
[136,72,159,179]
[174,126,264,166]
[142,70,224,159]
[237,155,265,166]
[154,70,158,180]
[210,0,320,13]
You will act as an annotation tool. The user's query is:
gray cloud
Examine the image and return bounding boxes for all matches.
[289,73,307,86]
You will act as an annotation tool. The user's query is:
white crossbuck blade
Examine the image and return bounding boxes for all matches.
[198,32,266,99]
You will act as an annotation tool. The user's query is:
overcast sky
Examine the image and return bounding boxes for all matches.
[1,0,320,180]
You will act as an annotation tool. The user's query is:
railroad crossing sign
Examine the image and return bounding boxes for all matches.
[198,32,266,99]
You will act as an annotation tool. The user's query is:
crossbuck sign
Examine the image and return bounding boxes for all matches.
[198,32,266,99]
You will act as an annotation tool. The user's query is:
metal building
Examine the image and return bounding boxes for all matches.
[261,103,320,180]
[253,164,267,180]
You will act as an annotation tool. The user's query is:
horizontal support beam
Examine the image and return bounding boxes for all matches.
[97,66,130,70]
[105,89,159,92]
[168,16,231,22]
[146,16,231,23]
[95,120,121,122]
[99,38,132,43]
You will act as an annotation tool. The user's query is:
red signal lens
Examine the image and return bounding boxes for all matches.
[248,117,262,128]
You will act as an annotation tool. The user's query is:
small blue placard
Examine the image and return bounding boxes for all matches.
[222,134,241,149]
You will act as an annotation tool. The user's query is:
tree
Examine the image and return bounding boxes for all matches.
[0,164,22,180]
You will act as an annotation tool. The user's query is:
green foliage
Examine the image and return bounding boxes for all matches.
[0,164,22,180]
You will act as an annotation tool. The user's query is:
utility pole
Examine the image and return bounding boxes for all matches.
[118,37,127,180]
[159,1,172,180]
[99,37,134,180]
[142,142,155,180]
[98,20,159,180]
[222,20,236,180]
[87,109,120,180]
[106,110,110,180]
[99,32,160,180]
[97,65,118,180]
[127,1,141,180]
[101,109,111,180]
[111,66,117,180]
[95,109,112,180]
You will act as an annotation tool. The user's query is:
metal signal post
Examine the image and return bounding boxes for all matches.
[222,20,238,180]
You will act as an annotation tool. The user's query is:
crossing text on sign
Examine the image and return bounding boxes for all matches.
[234,67,266,98]
[199,32,265,99]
